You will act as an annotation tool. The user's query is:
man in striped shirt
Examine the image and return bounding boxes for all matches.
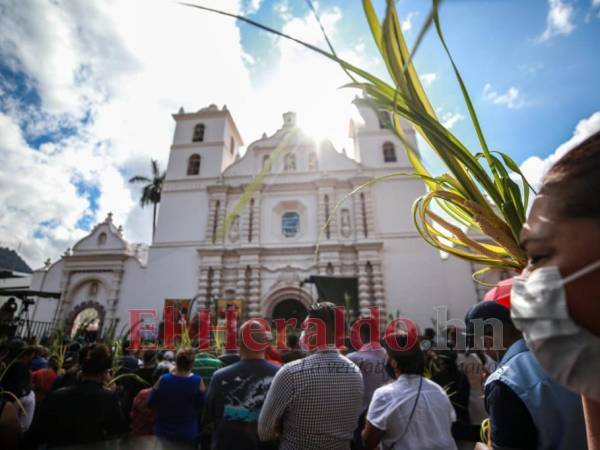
[258,302,363,450]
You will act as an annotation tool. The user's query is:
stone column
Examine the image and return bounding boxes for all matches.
[248,266,261,318]
[357,263,370,317]
[207,198,218,244]
[211,267,222,307]
[215,195,227,245]
[197,267,210,310]
[106,269,123,322]
[317,189,337,241]
[364,190,376,237]
[372,262,386,324]
[235,266,248,319]
[251,194,261,243]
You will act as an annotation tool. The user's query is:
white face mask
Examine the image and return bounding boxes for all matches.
[511,259,600,401]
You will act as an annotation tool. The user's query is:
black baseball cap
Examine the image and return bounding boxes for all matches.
[464,300,513,337]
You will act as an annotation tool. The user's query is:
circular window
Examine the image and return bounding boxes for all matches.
[282,211,300,238]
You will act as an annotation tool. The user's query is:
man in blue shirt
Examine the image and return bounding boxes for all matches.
[466,300,586,450]
[203,320,279,450]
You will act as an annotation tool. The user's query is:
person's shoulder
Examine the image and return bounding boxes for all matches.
[422,377,454,403]
[372,381,395,402]
[211,362,238,380]
[423,376,448,393]
[346,350,360,360]
[265,359,280,370]
[43,386,64,405]
[276,356,306,374]
[338,353,362,373]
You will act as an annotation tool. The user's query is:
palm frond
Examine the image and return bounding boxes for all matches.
[129,176,151,183]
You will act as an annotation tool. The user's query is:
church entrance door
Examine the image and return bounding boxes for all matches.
[271,298,307,328]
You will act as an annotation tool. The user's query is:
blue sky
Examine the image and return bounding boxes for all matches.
[0,0,599,267]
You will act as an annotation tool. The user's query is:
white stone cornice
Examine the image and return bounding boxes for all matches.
[171,141,226,150]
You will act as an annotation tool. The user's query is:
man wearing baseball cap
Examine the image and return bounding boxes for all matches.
[465,297,586,450]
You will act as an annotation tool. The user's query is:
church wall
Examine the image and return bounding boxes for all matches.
[117,246,199,319]
[382,237,478,331]
[153,189,209,244]
[371,177,425,234]
[30,260,63,323]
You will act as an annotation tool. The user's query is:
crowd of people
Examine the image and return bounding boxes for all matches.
[0,132,598,450]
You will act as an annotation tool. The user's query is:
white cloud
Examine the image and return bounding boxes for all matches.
[441,112,465,130]
[402,12,416,32]
[0,0,366,268]
[520,111,600,189]
[420,72,437,86]
[274,0,293,21]
[244,0,263,15]
[538,0,576,42]
[483,83,525,109]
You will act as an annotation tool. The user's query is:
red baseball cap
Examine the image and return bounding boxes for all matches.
[483,277,513,309]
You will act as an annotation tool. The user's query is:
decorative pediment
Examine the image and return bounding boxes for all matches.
[72,212,128,254]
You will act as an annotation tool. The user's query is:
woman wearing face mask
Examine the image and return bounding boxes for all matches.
[511,131,600,450]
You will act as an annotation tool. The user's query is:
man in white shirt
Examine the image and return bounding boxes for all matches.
[362,332,457,450]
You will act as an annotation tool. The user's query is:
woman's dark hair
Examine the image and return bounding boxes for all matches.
[540,130,600,219]
[175,348,195,372]
[382,333,425,376]
[80,344,112,375]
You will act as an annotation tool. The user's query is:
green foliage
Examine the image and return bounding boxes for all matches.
[129,159,166,237]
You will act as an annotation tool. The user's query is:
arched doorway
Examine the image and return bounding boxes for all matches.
[272,298,308,328]
[65,300,106,342]
[70,307,101,340]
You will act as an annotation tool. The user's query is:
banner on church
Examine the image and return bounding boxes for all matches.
[308,276,359,320]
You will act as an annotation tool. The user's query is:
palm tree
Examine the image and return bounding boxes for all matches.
[129,159,166,237]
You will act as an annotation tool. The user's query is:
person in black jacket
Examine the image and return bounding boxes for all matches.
[28,343,127,447]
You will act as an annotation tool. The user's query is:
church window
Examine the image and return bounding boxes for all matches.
[97,232,107,246]
[383,142,397,163]
[282,211,300,238]
[187,154,201,175]
[308,152,318,171]
[324,195,331,240]
[262,155,271,172]
[230,137,235,156]
[283,153,296,171]
[193,123,205,142]
[360,192,368,238]
[89,282,99,297]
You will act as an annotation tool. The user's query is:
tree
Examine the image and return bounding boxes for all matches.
[129,159,166,238]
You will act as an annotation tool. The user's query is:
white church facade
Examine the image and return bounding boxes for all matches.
[28,101,482,337]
